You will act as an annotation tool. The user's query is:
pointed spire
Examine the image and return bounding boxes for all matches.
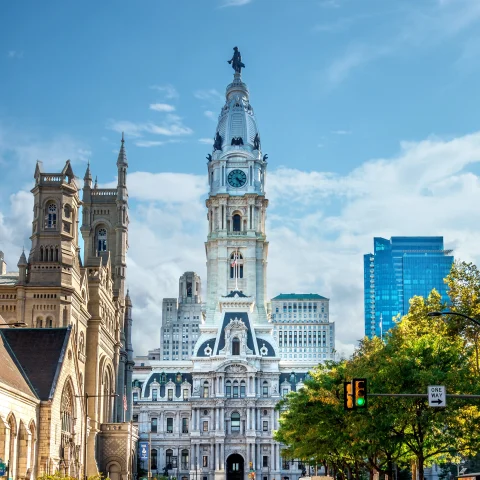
[126,289,132,306]
[17,248,27,267]
[117,132,128,167]
[84,161,92,188]
[94,176,98,189]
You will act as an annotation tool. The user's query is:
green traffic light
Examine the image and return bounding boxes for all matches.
[356,398,365,406]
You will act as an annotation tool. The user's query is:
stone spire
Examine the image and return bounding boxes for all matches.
[117,132,128,167]
[17,249,27,267]
[84,161,92,188]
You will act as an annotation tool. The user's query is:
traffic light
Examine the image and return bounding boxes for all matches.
[343,381,354,410]
[353,378,367,408]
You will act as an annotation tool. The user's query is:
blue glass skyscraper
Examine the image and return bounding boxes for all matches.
[364,237,454,339]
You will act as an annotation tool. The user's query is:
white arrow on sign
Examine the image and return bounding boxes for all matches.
[428,385,446,407]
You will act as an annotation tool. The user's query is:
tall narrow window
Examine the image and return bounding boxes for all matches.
[231,412,240,432]
[232,337,240,355]
[233,381,239,398]
[97,228,107,252]
[60,383,74,458]
[230,252,244,279]
[203,381,209,398]
[151,417,158,432]
[151,449,158,470]
[46,203,57,229]
[46,316,53,328]
[167,417,173,433]
[166,449,174,469]
[225,380,232,398]
[181,449,189,470]
[152,389,158,401]
[233,214,241,232]
[240,381,246,398]
[263,381,269,397]
[182,417,189,433]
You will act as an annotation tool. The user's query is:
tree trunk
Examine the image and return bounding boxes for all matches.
[418,455,425,480]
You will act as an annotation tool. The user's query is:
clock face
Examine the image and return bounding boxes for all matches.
[227,169,247,188]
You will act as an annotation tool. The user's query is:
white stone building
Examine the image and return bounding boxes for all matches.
[270,294,335,367]
[132,51,310,480]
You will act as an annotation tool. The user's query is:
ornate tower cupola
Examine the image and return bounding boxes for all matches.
[204,47,269,325]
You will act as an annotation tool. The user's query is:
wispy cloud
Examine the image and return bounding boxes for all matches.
[135,140,180,148]
[150,84,178,99]
[149,103,176,113]
[194,89,224,104]
[204,110,216,121]
[219,0,252,7]
[319,0,340,8]
[108,115,193,138]
[331,130,352,135]
[198,138,213,144]
[324,0,480,86]
[7,50,23,59]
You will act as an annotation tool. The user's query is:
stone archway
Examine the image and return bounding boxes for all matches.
[107,461,121,480]
[226,454,244,480]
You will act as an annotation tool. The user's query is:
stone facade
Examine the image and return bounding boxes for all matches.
[0,137,136,480]
[132,65,310,480]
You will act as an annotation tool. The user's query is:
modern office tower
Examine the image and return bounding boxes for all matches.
[270,294,335,365]
[364,236,454,339]
[157,272,203,361]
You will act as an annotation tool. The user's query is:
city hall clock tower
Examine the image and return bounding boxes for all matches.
[205,61,269,326]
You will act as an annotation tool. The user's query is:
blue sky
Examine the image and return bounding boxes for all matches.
[2,0,480,356]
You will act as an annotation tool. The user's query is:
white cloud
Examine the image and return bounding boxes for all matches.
[135,140,169,148]
[107,116,193,138]
[150,84,178,99]
[324,0,480,85]
[204,110,216,121]
[4,129,480,359]
[198,138,213,144]
[7,50,23,59]
[219,0,252,7]
[149,103,176,113]
[331,130,351,135]
[194,89,224,104]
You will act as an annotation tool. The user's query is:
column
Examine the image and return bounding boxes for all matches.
[277,444,281,471]
[217,444,221,470]
[210,443,215,470]
[256,444,261,470]
[220,444,224,470]
[247,408,250,431]
[271,408,275,431]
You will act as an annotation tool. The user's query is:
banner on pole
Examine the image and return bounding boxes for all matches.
[139,442,149,460]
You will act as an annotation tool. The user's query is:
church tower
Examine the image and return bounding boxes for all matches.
[28,160,81,286]
[205,61,269,325]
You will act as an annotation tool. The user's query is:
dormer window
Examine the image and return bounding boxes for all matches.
[232,337,240,355]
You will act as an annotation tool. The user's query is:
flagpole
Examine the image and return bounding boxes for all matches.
[235,248,238,290]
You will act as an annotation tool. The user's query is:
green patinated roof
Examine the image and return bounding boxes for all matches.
[271,293,329,301]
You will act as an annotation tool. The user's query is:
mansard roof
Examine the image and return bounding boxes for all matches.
[1,327,71,400]
[216,312,256,355]
[271,293,329,301]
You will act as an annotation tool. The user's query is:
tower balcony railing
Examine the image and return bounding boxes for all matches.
[91,189,118,196]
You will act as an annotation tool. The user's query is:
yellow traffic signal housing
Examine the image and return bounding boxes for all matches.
[343,381,354,410]
[353,378,367,408]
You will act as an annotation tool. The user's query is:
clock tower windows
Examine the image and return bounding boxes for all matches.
[233,214,241,232]
[230,252,244,279]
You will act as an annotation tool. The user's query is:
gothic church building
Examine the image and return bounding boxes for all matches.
[0,138,136,480]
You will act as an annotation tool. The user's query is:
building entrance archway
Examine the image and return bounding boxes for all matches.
[226,454,244,480]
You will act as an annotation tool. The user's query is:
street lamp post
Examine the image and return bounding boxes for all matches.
[76,392,118,480]
[427,311,480,327]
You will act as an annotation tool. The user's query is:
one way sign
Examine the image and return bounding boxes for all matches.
[428,385,446,407]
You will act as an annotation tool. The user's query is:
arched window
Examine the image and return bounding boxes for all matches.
[36,317,43,328]
[97,228,107,253]
[230,252,244,279]
[233,380,239,398]
[60,383,74,456]
[166,449,174,470]
[40,246,44,261]
[233,214,241,232]
[102,368,112,423]
[262,381,269,397]
[63,204,71,218]
[46,316,53,328]
[151,449,158,470]
[240,380,246,398]
[203,381,209,398]
[181,449,189,470]
[231,412,240,432]
[46,202,57,229]
[225,380,232,398]
[232,337,240,355]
